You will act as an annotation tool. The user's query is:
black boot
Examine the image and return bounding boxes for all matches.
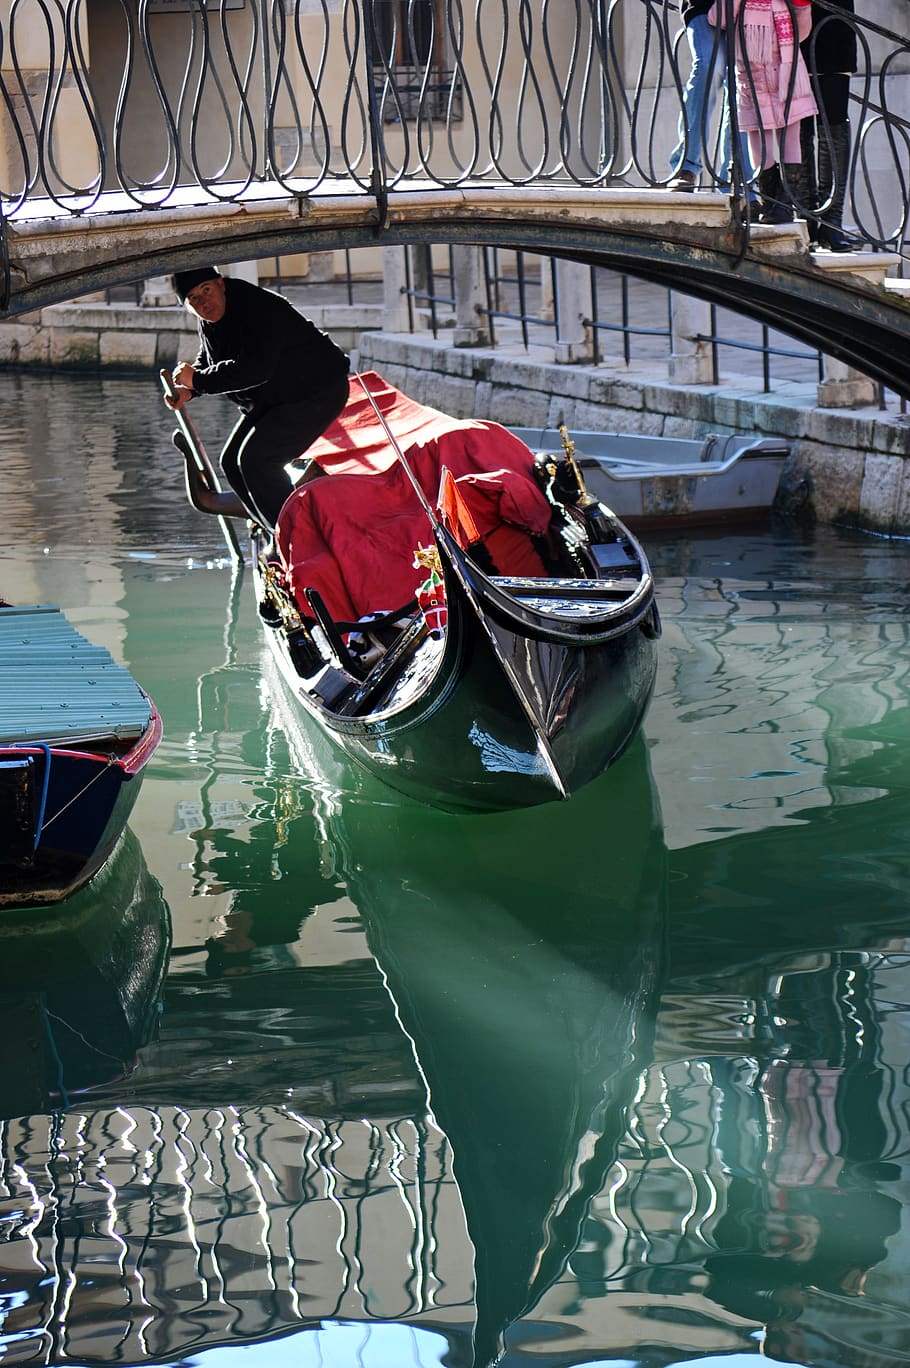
[781,157,816,229]
[757,165,794,224]
[815,121,857,251]
[798,117,820,242]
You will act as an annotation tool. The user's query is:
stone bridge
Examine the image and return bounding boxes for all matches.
[1,1,909,394]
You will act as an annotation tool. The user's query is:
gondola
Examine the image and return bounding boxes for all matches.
[0,604,163,909]
[167,369,661,814]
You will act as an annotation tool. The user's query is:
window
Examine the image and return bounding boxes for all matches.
[371,0,462,123]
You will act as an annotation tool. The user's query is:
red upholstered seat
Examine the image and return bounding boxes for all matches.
[275,373,553,623]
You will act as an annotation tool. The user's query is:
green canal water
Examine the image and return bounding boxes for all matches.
[1,372,909,1368]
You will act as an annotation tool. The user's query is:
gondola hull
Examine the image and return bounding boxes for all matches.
[254,522,659,814]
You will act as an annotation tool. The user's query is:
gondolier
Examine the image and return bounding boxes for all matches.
[166,266,350,530]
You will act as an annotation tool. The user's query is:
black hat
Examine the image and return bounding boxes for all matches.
[173,266,221,302]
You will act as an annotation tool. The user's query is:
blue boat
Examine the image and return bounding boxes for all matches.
[0,604,162,910]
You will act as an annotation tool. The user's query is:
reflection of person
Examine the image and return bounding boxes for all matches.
[705,958,901,1364]
[668,0,754,198]
[711,0,817,224]
[205,904,302,978]
[800,0,857,251]
[199,827,333,978]
[166,267,350,531]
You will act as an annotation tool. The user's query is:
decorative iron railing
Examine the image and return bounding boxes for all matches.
[0,0,906,253]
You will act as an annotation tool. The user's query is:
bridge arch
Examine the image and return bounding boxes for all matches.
[5,187,910,398]
[1,1,908,393]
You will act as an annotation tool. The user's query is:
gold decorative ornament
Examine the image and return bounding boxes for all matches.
[413,543,443,576]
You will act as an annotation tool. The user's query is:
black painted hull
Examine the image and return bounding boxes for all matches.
[254,523,660,814]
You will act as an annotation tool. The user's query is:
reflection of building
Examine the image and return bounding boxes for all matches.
[555,945,909,1367]
[6,934,906,1364]
[1,855,475,1362]
[1,1104,475,1361]
[645,544,910,851]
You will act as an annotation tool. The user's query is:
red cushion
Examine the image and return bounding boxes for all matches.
[275,373,553,621]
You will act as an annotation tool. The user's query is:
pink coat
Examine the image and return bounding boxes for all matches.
[710,0,817,131]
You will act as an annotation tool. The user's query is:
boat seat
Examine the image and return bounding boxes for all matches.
[303,588,369,678]
[338,614,430,717]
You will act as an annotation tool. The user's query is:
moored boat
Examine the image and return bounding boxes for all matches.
[0,604,163,909]
[509,425,790,529]
[235,372,661,813]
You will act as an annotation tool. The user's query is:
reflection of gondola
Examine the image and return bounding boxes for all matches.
[0,605,162,909]
[0,826,172,1118]
[335,734,666,1367]
[265,660,668,1365]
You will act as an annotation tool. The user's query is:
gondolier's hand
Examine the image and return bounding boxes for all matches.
[164,362,196,411]
[165,386,193,412]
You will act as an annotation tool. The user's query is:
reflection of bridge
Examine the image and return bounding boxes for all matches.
[1,2,909,389]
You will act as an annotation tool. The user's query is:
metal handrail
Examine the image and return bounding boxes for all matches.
[401,244,830,394]
[0,0,904,254]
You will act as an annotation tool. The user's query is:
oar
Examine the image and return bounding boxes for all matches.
[160,369,245,567]
[351,370,568,798]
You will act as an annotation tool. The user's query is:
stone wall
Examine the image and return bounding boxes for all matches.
[357,330,910,537]
[0,301,380,374]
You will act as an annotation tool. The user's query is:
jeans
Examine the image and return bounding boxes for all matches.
[670,15,748,185]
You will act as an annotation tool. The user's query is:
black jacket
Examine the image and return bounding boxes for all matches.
[191,277,349,415]
[808,0,857,75]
